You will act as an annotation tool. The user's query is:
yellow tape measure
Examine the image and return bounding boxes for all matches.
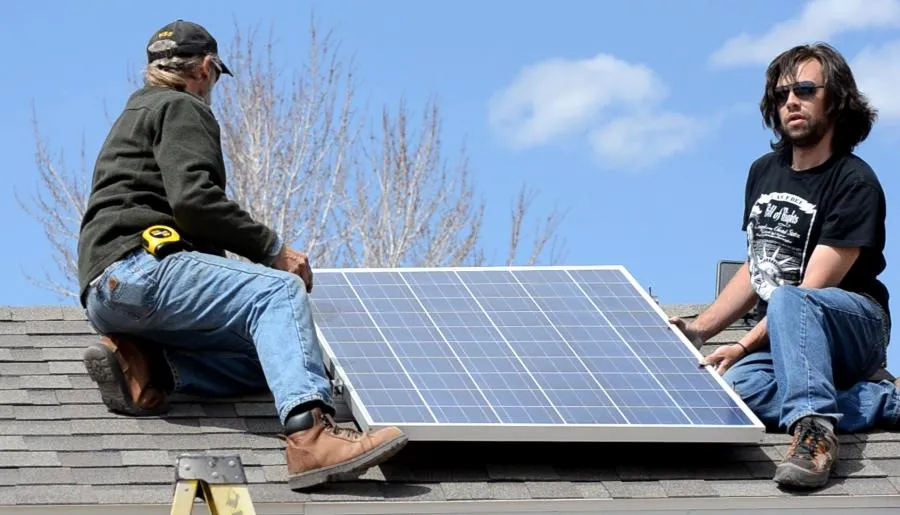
[142,225,184,258]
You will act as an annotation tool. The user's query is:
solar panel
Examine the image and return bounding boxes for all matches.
[309,266,765,443]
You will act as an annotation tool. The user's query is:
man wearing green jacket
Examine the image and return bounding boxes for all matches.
[77,19,407,491]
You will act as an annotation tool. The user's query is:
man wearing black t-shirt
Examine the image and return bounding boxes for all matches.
[670,43,897,489]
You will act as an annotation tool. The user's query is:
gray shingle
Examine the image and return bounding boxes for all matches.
[857,431,900,442]
[101,434,158,450]
[571,482,612,499]
[0,451,60,466]
[0,406,12,419]
[48,361,85,374]
[11,307,64,321]
[59,404,116,419]
[0,470,16,486]
[0,308,11,321]
[711,480,790,497]
[59,451,123,467]
[200,417,250,433]
[440,481,492,500]
[602,481,667,499]
[234,402,278,417]
[16,468,76,485]
[72,418,140,434]
[833,459,888,478]
[0,362,49,375]
[25,320,95,335]
[14,485,98,505]
[0,349,12,361]
[62,309,87,321]
[126,466,172,484]
[67,376,98,389]
[524,481,580,499]
[24,435,105,451]
[379,483,446,501]
[73,469,131,485]
[45,347,86,360]
[876,458,900,475]
[137,418,201,434]
[56,389,102,404]
[488,482,531,500]
[0,436,26,450]
[308,482,384,502]
[862,442,900,459]
[0,377,19,389]
[0,322,26,335]
[659,479,717,497]
[811,477,900,496]
[26,390,59,405]
[121,450,172,466]
[19,375,72,389]
[94,485,172,504]
[7,349,43,361]
[0,391,28,404]
[0,335,30,347]
[166,403,207,417]
[26,334,97,347]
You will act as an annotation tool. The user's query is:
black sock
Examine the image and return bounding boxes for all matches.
[283,400,332,435]
[149,350,174,393]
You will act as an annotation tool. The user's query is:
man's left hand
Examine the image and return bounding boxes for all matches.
[700,343,747,375]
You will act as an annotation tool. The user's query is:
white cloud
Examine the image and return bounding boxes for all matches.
[588,112,707,170]
[488,53,704,170]
[853,40,900,121]
[709,0,900,67]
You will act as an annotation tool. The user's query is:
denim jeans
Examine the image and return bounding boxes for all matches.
[84,248,333,424]
[722,285,899,433]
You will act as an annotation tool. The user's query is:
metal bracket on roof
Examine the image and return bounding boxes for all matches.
[170,452,257,514]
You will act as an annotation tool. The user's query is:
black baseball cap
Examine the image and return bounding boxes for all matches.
[146,19,232,76]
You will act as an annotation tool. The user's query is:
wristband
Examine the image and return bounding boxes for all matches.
[735,341,749,356]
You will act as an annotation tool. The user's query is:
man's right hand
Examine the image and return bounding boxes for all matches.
[668,316,706,349]
[272,246,313,293]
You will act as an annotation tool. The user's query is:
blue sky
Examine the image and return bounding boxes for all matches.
[2,0,900,367]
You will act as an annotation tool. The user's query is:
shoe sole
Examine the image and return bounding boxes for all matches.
[287,432,409,490]
[773,461,833,489]
[83,344,168,417]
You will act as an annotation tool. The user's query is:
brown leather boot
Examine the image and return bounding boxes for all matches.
[83,335,170,416]
[282,408,408,490]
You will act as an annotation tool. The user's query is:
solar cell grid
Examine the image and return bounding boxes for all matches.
[310,266,764,443]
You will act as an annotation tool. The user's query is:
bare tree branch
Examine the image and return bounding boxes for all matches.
[15,106,91,301]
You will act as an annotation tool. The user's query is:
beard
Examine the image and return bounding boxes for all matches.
[780,114,829,148]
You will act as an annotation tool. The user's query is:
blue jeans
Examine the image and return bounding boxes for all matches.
[84,248,333,424]
[723,285,899,433]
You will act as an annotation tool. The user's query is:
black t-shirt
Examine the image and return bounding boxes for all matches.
[742,151,890,323]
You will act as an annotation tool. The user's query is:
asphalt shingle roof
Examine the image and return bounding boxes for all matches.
[1,304,899,511]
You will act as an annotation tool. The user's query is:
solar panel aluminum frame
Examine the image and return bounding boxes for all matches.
[311,265,766,444]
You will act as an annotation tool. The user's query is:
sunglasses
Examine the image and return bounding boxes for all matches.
[774,81,824,105]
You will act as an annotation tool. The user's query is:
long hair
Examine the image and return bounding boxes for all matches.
[759,42,877,156]
[144,55,206,90]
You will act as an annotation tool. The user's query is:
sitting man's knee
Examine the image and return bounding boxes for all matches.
[767,284,805,315]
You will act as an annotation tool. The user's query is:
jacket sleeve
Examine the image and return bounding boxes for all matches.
[152,94,282,264]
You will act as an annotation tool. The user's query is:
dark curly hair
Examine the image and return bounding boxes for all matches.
[760,42,878,156]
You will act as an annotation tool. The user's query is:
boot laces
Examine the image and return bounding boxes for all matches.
[793,420,828,461]
[323,413,363,439]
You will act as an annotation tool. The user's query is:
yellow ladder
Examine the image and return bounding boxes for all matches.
[170,453,257,515]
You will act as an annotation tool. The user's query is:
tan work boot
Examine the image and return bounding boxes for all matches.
[83,335,170,416]
[282,408,408,490]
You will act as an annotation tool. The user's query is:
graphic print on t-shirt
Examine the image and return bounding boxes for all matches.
[746,192,818,301]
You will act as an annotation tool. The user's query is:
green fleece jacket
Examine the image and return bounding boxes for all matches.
[76,86,280,305]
